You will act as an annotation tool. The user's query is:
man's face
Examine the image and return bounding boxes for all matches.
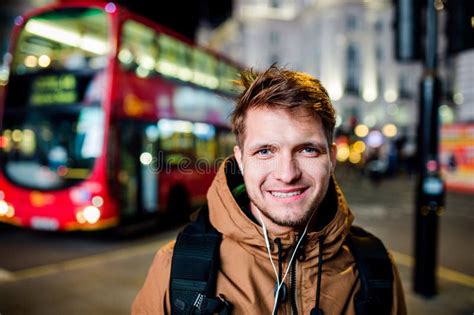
[234,107,336,232]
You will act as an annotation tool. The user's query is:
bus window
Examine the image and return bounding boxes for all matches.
[118,20,234,94]
[192,49,218,89]
[157,34,192,81]
[218,62,240,94]
[12,8,109,74]
[173,40,192,81]
[217,129,235,159]
[194,122,216,163]
[1,107,104,190]
[158,119,194,165]
[119,20,158,77]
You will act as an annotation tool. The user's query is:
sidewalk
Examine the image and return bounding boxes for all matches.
[398,261,474,314]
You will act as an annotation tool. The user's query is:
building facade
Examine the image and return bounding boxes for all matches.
[198,0,474,135]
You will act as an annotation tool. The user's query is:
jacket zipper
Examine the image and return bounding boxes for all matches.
[290,232,302,315]
[290,258,298,315]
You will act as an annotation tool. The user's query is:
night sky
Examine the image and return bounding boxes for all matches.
[115,0,233,41]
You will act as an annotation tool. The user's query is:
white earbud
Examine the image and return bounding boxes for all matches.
[240,164,244,175]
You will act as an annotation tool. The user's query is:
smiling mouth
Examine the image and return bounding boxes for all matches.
[271,191,302,198]
[269,188,307,199]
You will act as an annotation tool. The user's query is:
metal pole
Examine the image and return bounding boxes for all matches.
[413,0,445,297]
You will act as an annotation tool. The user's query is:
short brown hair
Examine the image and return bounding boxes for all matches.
[231,64,336,147]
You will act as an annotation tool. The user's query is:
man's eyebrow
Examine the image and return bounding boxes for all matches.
[297,142,328,152]
[247,143,274,152]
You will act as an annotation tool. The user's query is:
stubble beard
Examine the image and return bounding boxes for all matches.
[249,185,329,229]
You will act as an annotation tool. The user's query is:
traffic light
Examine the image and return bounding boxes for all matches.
[445,0,474,54]
[394,0,423,61]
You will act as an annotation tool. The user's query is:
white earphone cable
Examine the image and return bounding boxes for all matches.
[256,207,317,315]
[256,209,279,283]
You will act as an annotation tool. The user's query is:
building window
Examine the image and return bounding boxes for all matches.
[271,0,282,8]
[376,44,384,62]
[270,31,279,45]
[346,43,360,94]
[375,20,383,33]
[346,15,358,31]
[398,73,412,98]
[377,73,384,96]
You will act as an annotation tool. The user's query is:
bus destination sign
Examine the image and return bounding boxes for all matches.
[30,74,78,106]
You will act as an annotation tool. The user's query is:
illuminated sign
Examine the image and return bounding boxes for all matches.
[440,123,474,193]
[30,74,78,105]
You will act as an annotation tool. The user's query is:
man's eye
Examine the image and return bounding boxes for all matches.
[302,148,320,156]
[257,148,272,156]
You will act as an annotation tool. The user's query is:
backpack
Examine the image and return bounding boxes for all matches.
[170,207,393,315]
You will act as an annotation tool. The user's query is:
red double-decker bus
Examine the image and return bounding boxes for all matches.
[0,1,241,231]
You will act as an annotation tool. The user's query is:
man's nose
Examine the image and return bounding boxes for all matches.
[273,155,302,183]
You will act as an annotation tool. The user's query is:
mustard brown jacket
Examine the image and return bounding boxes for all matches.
[132,157,407,314]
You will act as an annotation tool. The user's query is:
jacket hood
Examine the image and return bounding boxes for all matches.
[207,156,354,263]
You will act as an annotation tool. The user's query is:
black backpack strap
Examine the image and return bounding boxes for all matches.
[346,225,393,315]
[170,206,231,315]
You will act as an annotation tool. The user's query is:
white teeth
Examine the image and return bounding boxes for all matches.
[271,191,302,198]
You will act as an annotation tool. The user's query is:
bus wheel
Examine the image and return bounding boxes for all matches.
[167,186,190,223]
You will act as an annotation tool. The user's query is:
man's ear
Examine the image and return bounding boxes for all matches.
[330,142,337,173]
[234,145,243,174]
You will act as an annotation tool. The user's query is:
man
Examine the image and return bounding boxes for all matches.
[132,65,406,314]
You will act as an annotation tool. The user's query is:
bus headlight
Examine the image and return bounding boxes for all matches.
[76,205,101,224]
[84,206,101,224]
[0,200,15,218]
[0,200,9,215]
